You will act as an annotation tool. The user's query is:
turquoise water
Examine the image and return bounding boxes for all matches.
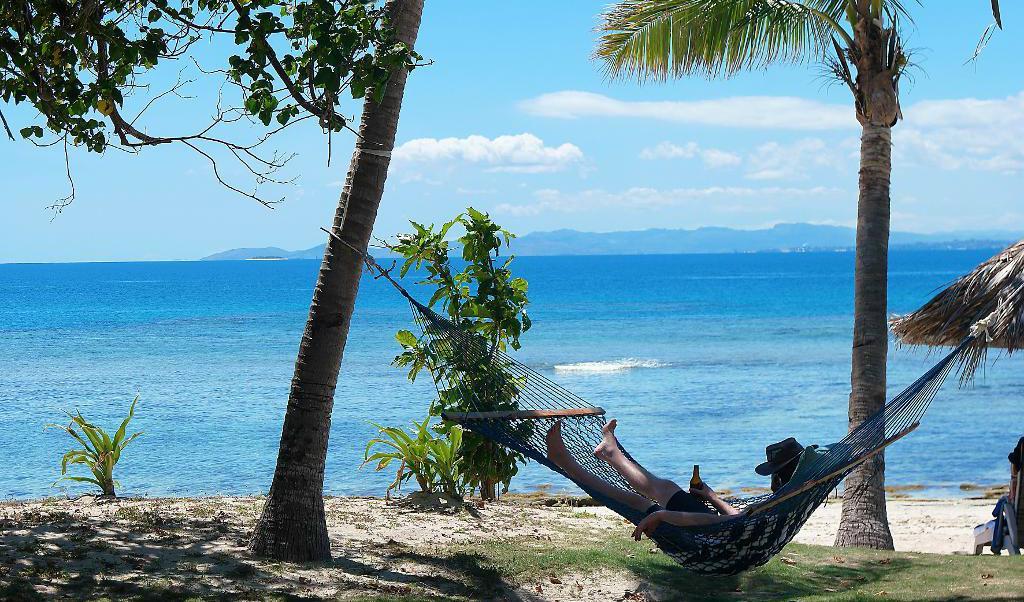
[2,251,1021,500]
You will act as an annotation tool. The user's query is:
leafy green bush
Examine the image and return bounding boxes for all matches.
[363,416,466,499]
[387,208,531,500]
[48,396,142,497]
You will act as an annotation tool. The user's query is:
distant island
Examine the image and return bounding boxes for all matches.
[202,223,1020,260]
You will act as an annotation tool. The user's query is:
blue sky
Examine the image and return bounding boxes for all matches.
[2,2,1022,263]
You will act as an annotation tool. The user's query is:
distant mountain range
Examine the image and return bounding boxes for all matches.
[201,223,1021,260]
[201,245,327,261]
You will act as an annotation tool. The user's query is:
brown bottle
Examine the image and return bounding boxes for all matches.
[690,464,703,490]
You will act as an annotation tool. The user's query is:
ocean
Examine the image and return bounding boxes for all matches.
[2,250,1021,500]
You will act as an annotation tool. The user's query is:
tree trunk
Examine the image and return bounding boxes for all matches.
[248,0,424,562]
[834,123,894,550]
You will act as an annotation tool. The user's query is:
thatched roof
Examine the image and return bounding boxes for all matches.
[890,239,1024,379]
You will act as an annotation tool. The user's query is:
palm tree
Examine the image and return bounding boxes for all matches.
[597,0,1001,549]
[247,0,425,562]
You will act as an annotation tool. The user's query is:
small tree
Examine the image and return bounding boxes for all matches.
[49,395,143,497]
[387,208,531,501]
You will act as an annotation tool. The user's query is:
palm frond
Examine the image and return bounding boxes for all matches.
[595,0,853,80]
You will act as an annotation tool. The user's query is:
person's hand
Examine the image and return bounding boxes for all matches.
[632,511,664,541]
[689,483,716,501]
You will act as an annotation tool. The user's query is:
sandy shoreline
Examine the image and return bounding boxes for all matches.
[0,493,1013,600]
[798,497,998,554]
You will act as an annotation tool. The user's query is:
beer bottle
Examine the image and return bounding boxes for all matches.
[690,464,703,490]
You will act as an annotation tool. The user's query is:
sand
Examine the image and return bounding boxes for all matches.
[0,493,1008,600]
[794,496,999,555]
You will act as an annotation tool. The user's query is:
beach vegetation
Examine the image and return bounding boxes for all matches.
[2,0,427,563]
[363,415,467,500]
[386,208,531,501]
[47,395,142,498]
[595,0,1005,550]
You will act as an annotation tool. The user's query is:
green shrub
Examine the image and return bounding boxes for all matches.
[48,395,142,497]
[387,208,531,501]
[363,416,466,499]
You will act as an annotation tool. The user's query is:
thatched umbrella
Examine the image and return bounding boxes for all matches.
[891,239,1024,380]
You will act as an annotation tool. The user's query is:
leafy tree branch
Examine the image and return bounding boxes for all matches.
[1,0,421,210]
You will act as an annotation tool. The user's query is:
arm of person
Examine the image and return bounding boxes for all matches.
[631,510,735,540]
[689,484,741,516]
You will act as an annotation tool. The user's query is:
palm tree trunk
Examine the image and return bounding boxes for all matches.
[834,123,894,550]
[248,0,424,562]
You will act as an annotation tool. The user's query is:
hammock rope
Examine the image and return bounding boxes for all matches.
[335,236,976,574]
[408,296,972,574]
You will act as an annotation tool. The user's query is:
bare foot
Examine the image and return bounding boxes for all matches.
[593,418,619,460]
[545,421,569,466]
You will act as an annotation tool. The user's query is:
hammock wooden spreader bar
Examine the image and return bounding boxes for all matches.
[443,407,605,421]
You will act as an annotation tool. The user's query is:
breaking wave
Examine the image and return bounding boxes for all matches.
[553,358,669,373]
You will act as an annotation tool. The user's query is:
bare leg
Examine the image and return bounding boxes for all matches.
[545,422,652,513]
[593,419,682,507]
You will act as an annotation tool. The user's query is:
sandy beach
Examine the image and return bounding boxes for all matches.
[1,493,1016,600]
[795,496,1001,555]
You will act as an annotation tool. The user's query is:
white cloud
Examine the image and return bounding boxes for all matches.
[746,138,846,180]
[895,92,1024,173]
[520,89,1024,174]
[393,133,583,173]
[702,148,745,168]
[520,91,855,130]
[494,185,840,217]
[639,141,741,167]
[639,141,698,160]
[640,138,845,179]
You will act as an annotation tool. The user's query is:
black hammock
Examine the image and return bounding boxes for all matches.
[346,239,977,575]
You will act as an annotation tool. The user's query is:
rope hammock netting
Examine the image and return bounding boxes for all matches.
[337,233,981,575]
[414,297,972,574]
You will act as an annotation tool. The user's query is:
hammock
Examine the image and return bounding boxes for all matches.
[402,295,975,575]
[336,235,976,575]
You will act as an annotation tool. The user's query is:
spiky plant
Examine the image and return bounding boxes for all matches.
[49,395,142,497]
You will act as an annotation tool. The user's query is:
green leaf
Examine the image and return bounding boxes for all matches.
[395,329,418,347]
[57,475,103,487]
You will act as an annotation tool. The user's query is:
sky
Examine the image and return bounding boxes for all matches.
[1,2,1022,263]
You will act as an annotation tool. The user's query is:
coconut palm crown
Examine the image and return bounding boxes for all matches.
[598,1,1000,127]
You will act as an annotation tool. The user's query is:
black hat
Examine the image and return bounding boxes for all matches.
[1010,436,1024,471]
[755,437,805,476]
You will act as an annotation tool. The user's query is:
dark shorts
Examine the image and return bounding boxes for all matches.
[644,490,714,516]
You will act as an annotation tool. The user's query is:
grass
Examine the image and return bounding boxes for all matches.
[428,529,1024,601]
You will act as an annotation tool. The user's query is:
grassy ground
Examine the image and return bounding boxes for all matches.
[1,495,1020,601]
[453,534,1023,601]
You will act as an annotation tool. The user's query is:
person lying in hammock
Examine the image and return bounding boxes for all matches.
[546,420,804,541]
